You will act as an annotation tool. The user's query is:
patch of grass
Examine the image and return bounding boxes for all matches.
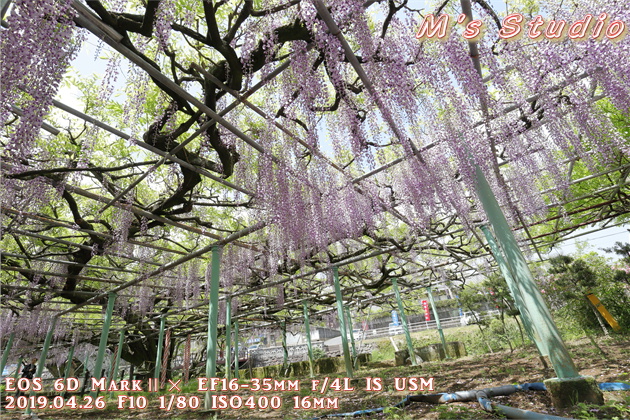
[179,380,201,393]
[383,406,413,419]
[371,341,396,362]
[434,404,491,419]
[571,400,630,419]
[573,402,600,419]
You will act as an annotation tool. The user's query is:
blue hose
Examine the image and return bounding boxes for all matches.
[477,394,572,420]
[598,382,630,391]
[306,396,410,419]
[406,383,546,403]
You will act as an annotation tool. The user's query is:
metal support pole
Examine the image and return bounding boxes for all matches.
[225,299,232,380]
[63,345,76,384]
[26,318,57,415]
[62,345,75,398]
[393,279,418,365]
[474,164,579,378]
[154,315,166,382]
[13,357,22,380]
[233,321,239,379]
[205,246,222,409]
[107,329,125,398]
[0,332,14,375]
[82,350,89,377]
[36,319,57,378]
[90,292,116,398]
[426,287,449,359]
[303,301,315,378]
[112,330,125,383]
[332,267,353,377]
[480,225,547,357]
[0,0,12,20]
[587,293,621,332]
[281,320,289,375]
[345,308,357,359]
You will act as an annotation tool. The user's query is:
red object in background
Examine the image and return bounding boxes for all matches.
[422,300,430,321]
[488,289,499,308]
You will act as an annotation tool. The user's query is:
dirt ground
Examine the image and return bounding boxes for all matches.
[2,337,629,420]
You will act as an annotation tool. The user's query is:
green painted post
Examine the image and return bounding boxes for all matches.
[107,330,125,398]
[281,320,289,375]
[303,301,315,378]
[112,329,125,383]
[225,299,232,380]
[233,320,239,379]
[63,345,76,383]
[426,287,449,359]
[26,317,57,415]
[480,225,547,357]
[0,332,14,375]
[80,351,90,393]
[345,308,357,358]
[392,279,418,365]
[332,267,353,377]
[205,246,222,409]
[154,315,166,382]
[61,345,75,398]
[36,319,57,376]
[90,292,116,398]
[13,357,22,380]
[473,164,579,378]
[0,0,12,20]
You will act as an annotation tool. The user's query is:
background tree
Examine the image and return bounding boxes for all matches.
[540,253,629,336]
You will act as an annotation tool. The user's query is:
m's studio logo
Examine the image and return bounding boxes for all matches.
[416,13,627,43]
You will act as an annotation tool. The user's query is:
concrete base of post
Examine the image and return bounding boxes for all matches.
[544,376,604,409]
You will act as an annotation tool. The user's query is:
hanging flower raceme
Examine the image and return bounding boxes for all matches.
[154,0,176,52]
[1,0,80,162]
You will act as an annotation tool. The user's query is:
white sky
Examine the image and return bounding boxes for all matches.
[550,225,629,259]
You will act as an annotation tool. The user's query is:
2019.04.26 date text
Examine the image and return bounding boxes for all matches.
[4,395,106,410]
